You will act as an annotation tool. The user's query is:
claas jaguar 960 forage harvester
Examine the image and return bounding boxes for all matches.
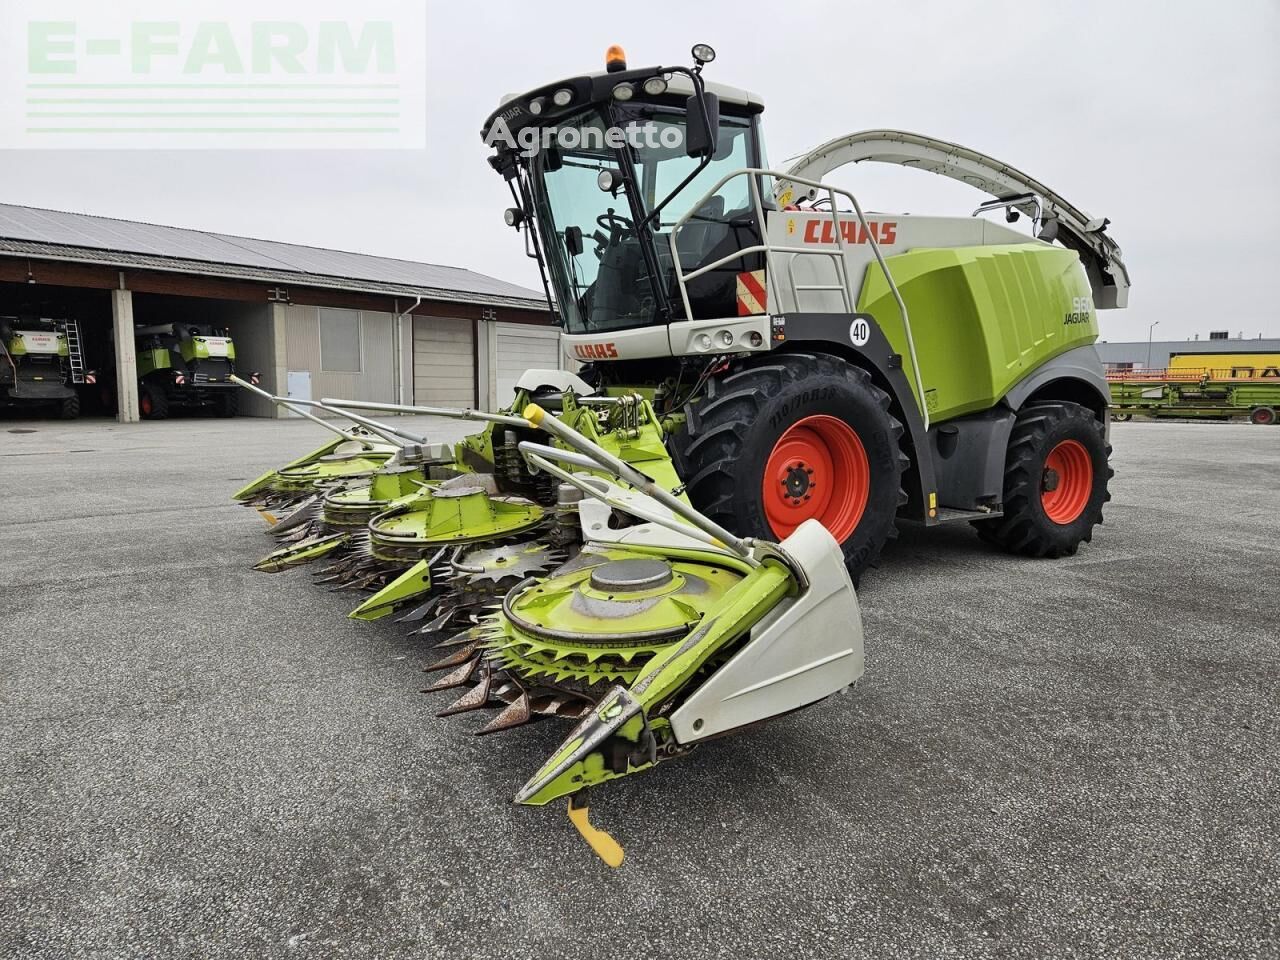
[484,42,1131,580]
[230,42,1135,860]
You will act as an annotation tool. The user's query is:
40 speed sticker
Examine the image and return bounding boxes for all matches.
[849,317,871,347]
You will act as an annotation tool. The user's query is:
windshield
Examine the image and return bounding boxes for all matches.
[531,106,761,335]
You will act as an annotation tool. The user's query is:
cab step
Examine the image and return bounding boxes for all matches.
[929,506,1002,525]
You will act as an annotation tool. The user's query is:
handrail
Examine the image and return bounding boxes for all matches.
[319,397,530,428]
[667,167,928,430]
[230,375,362,443]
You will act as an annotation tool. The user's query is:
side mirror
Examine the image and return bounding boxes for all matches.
[564,226,584,258]
[684,92,720,157]
[1037,218,1060,243]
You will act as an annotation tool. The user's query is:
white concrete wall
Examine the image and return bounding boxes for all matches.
[111,288,139,423]
[218,301,279,417]
[282,305,398,411]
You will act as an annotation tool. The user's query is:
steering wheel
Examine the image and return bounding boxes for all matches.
[596,211,634,235]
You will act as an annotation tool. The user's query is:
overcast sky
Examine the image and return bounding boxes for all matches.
[4,0,1277,343]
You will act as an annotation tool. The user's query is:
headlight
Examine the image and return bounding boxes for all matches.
[597,169,623,193]
[691,43,716,64]
[552,88,573,107]
[612,82,634,101]
[528,97,546,116]
[642,77,669,96]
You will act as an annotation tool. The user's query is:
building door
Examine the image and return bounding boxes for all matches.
[493,322,561,407]
[412,316,475,406]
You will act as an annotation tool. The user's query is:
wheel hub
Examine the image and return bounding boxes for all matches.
[1040,439,1093,525]
[762,415,869,541]
[782,463,813,503]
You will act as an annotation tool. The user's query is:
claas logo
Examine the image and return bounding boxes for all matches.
[803,219,897,245]
[573,342,619,360]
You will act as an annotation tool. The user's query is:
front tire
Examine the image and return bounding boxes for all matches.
[977,402,1112,558]
[216,391,239,418]
[1249,406,1276,426]
[139,383,169,420]
[672,353,907,581]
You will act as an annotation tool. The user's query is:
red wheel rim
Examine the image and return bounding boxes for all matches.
[1256,409,1275,425]
[762,415,869,541]
[1041,439,1093,525]
[140,393,152,416]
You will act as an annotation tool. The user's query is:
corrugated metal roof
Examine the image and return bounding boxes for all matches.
[0,202,546,308]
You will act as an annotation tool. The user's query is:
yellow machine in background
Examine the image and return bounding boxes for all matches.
[1168,353,1280,379]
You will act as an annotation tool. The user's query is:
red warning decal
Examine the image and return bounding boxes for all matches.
[736,270,767,316]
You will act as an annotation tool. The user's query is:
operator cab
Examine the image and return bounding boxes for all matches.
[482,44,768,335]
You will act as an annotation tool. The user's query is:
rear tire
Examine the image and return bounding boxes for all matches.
[139,383,169,420]
[1249,406,1276,425]
[216,391,239,418]
[977,402,1112,558]
[57,394,80,420]
[672,353,907,582]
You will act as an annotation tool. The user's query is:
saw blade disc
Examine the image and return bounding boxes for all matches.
[453,541,560,586]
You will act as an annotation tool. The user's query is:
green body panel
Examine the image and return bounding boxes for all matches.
[254,532,350,572]
[137,347,172,378]
[516,556,794,806]
[272,453,394,491]
[857,243,1098,422]
[349,559,434,621]
[234,437,352,500]
[369,489,546,556]
[487,545,747,687]
[178,334,237,363]
[232,436,394,501]
[322,470,428,527]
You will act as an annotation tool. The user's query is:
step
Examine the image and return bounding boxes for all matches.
[930,506,1002,525]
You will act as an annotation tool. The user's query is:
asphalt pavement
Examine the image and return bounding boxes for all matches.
[2,414,1277,959]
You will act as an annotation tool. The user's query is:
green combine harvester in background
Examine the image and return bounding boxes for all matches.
[0,315,86,419]
[102,322,246,419]
[230,43,1137,862]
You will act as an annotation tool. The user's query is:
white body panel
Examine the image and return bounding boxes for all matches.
[562,323,673,362]
[670,519,864,743]
[575,494,725,555]
[14,331,62,355]
[764,210,1033,315]
[557,211,1032,364]
[513,367,593,397]
[561,315,772,362]
[202,336,231,358]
